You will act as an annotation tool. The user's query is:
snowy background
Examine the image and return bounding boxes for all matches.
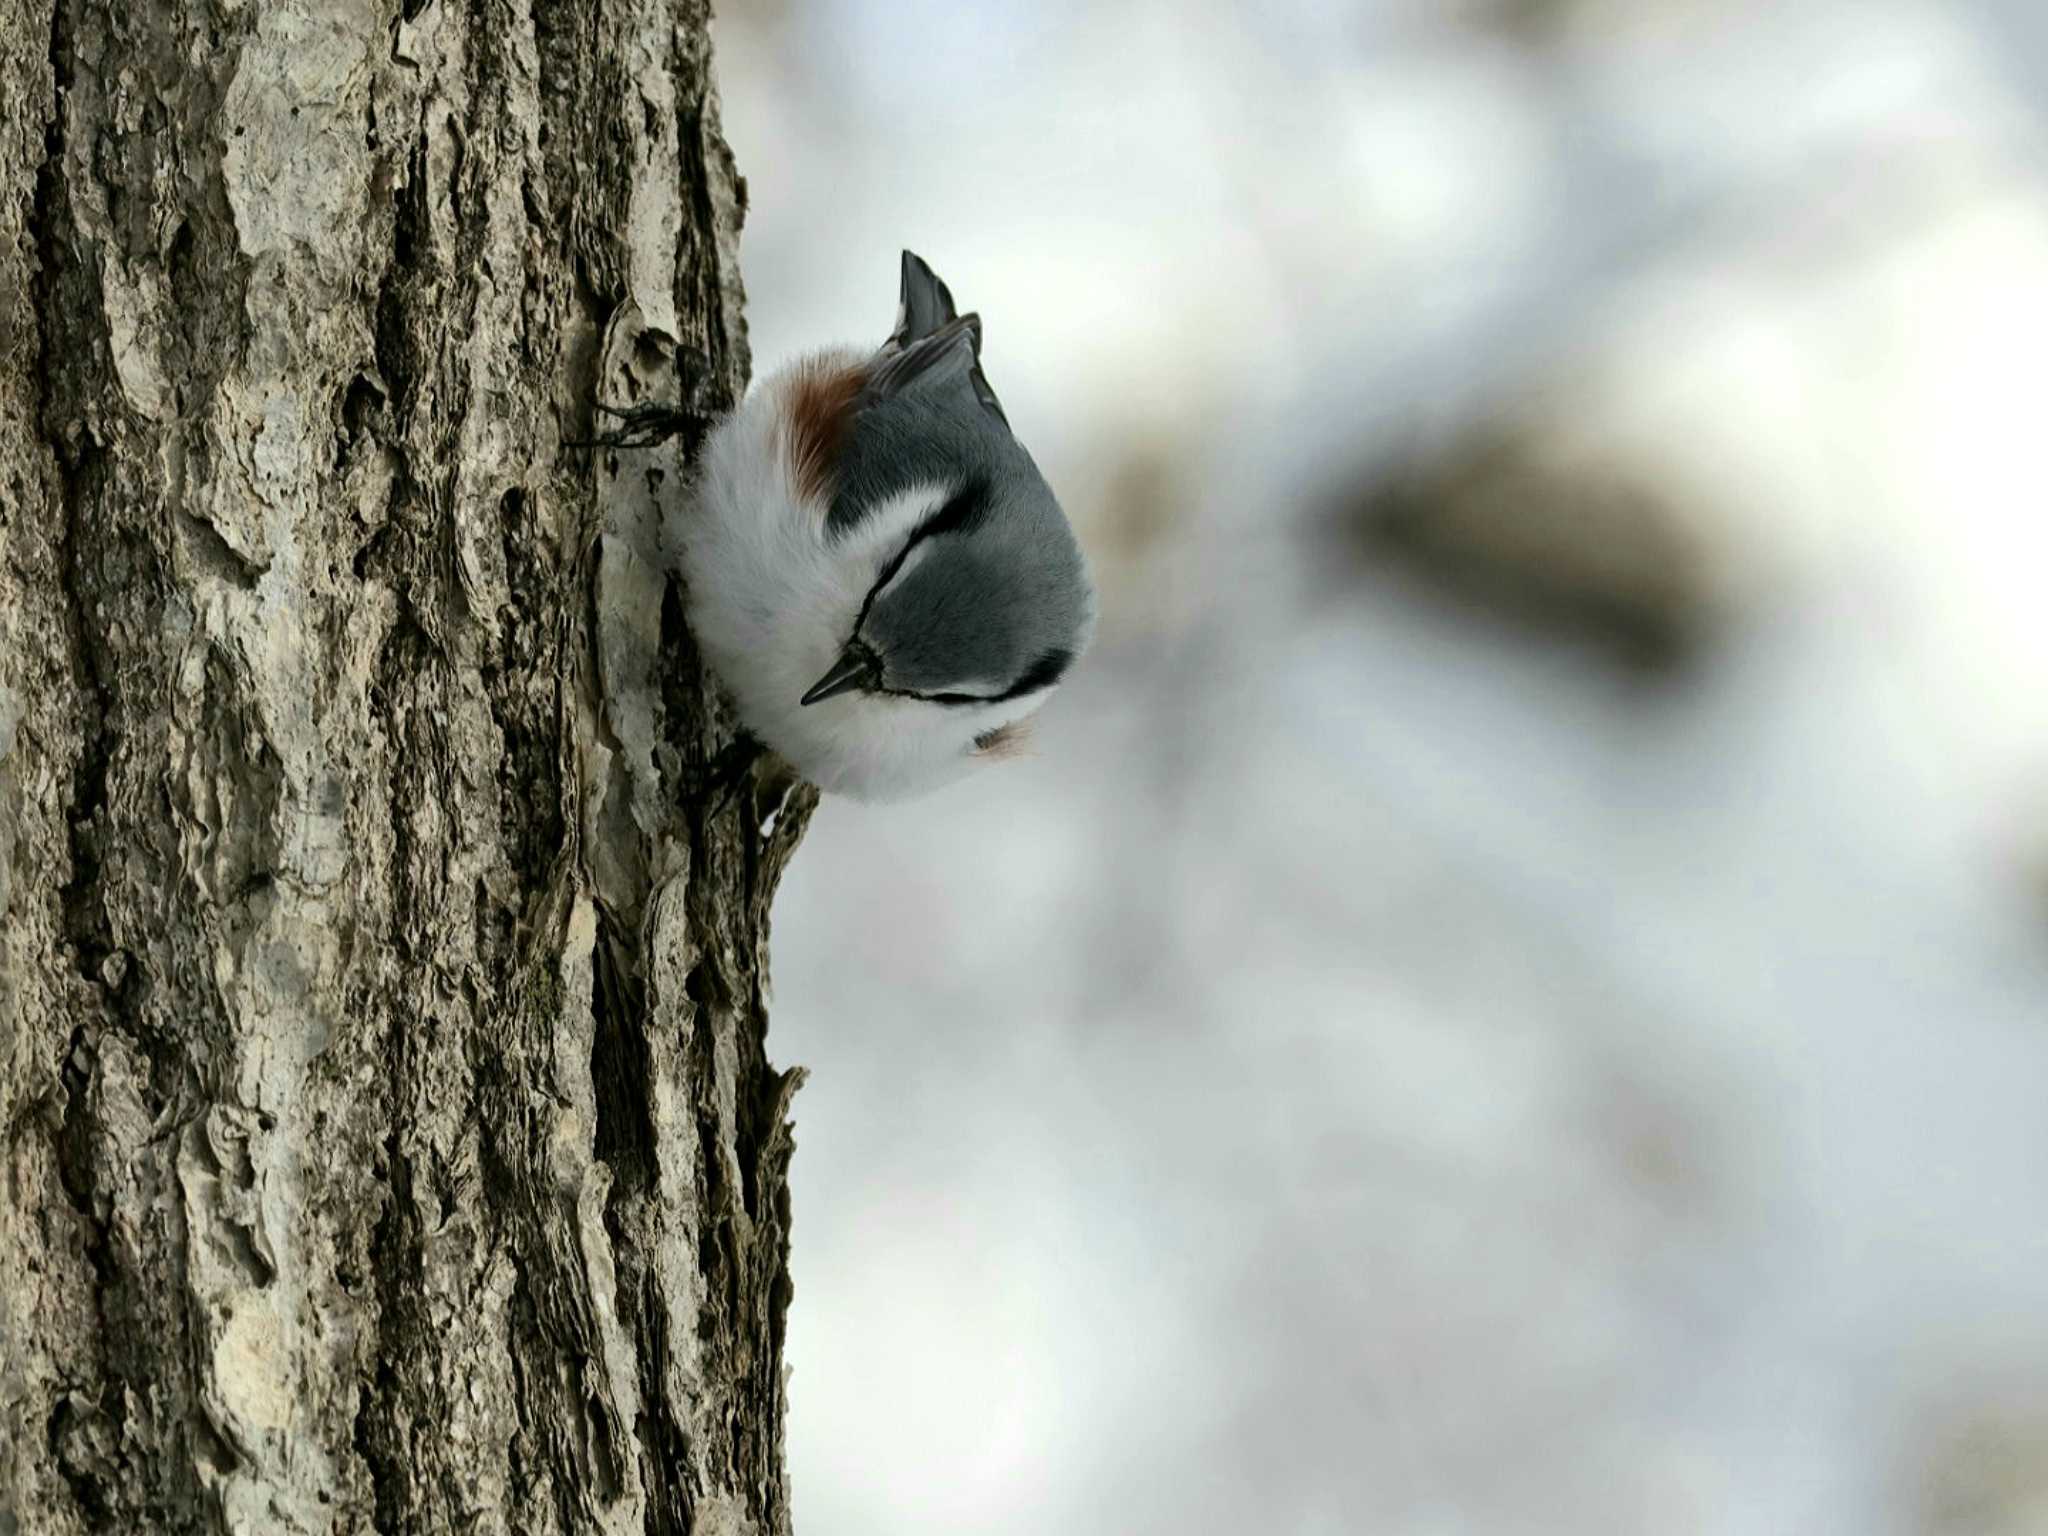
[714,2,2048,1532]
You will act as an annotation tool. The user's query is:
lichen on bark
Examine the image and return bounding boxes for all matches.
[0,2,811,1532]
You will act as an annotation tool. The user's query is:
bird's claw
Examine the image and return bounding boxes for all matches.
[567,399,705,452]
[676,732,767,816]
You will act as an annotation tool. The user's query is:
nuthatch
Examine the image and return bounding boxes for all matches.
[663,251,1095,801]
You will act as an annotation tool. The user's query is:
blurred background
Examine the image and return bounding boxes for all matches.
[713,2,2048,1531]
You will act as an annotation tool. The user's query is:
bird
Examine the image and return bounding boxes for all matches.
[665,251,1095,801]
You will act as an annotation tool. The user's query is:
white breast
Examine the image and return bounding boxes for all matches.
[667,352,1046,801]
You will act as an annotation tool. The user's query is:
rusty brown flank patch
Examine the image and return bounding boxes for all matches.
[972,719,1034,759]
[784,356,867,505]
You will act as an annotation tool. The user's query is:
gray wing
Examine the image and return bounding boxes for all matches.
[880,250,1010,426]
[892,250,960,345]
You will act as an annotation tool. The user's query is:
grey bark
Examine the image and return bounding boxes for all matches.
[0,2,815,1532]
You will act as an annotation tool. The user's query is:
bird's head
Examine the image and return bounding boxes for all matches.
[797,253,1095,757]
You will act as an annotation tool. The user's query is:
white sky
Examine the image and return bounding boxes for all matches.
[717,3,2048,1531]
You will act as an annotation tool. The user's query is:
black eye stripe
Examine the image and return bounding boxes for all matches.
[848,477,995,642]
[899,649,1073,708]
[842,485,1071,706]
[1007,647,1073,697]
[914,478,995,541]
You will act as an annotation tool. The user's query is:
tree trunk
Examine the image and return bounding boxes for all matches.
[0,3,814,1532]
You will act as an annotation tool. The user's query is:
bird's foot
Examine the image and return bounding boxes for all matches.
[567,399,707,452]
[677,732,766,815]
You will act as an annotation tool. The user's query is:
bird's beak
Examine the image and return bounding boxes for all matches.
[800,642,878,706]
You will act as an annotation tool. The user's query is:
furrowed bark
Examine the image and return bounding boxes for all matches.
[0,2,813,1531]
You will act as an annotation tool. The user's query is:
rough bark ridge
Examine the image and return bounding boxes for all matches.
[0,2,815,1531]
